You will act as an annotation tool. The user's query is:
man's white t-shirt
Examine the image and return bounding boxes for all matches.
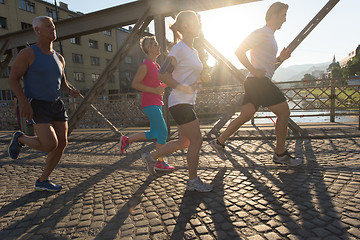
[168,41,203,108]
[242,26,278,79]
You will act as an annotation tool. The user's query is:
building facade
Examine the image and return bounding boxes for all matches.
[0,0,146,100]
[341,44,360,68]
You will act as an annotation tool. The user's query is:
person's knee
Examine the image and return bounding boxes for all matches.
[57,138,68,150]
[190,135,202,148]
[42,139,58,152]
[179,139,190,149]
[278,108,290,119]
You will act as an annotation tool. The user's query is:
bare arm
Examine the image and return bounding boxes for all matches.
[235,44,265,78]
[8,48,34,120]
[275,47,292,68]
[158,56,194,94]
[57,53,80,98]
[132,64,164,95]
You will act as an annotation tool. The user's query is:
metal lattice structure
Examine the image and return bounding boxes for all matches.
[0,0,341,138]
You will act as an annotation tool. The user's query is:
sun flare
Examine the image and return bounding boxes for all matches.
[199,3,266,67]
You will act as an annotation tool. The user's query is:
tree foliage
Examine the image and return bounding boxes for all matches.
[342,54,360,77]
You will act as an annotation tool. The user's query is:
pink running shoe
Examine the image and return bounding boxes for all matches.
[154,160,175,171]
[120,136,129,154]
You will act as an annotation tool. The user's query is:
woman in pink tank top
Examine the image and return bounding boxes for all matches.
[119,36,174,172]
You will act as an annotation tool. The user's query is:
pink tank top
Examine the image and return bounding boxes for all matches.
[141,59,164,108]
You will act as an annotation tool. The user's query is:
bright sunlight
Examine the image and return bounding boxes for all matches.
[199,3,266,67]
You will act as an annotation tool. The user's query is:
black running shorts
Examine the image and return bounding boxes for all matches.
[242,77,286,110]
[169,104,197,125]
[29,98,68,124]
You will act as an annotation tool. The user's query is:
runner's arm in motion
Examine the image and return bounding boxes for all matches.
[132,64,165,96]
[235,44,265,79]
[8,48,34,120]
[57,53,80,98]
[159,56,194,94]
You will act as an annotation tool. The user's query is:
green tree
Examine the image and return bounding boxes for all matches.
[343,55,360,77]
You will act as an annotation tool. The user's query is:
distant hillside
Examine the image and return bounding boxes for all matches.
[273,62,331,82]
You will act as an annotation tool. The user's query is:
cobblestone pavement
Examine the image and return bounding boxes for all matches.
[0,130,360,239]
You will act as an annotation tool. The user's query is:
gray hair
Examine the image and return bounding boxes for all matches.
[32,16,53,32]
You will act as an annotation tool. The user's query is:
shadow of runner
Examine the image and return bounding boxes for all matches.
[277,138,349,239]
[226,138,349,239]
[93,175,154,239]
[0,191,57,219]
[0,141,154,238]
[171,168,241,240]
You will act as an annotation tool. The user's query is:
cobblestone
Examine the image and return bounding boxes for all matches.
[0,129,359,239]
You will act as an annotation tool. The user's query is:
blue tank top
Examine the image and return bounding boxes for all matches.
[24,45,63,102]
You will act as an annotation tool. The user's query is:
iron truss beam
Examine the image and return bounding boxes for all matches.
[0,0,261,51]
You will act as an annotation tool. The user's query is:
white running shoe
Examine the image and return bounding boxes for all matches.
[273,150,303,167]
[210,139,226,160]
[186,176,213,192]
[141,152,157,175]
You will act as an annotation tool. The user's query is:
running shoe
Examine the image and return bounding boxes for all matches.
[210,139,226,160]
[141,152,157,175]
[186,176,213,192]
[120,135,130,154]
[273,150,303,167]
[35,179,62,192]
[8,131,24,159]
[154,160,175,171]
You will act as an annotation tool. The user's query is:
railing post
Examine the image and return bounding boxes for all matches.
[330,78,335,122]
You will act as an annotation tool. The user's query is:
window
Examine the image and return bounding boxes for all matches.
[1,67,11,78]
[0,17,7,29]
[0,0,4,4]
[90,56,100,66]
[21,22,32,30]
[104,30,111,36]
[73,72,84,82]
[105,59,111,65]
[91,73,100,82]
[125,72,132,81]
[46,7,57,19]
[124,56,132,64]
[104,43,112,52]
[89,39,98,49]
[70,37,80,45]
[72,54,83,64]
[19,0,35,13]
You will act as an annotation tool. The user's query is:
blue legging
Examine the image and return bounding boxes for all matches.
[143,105,168,145]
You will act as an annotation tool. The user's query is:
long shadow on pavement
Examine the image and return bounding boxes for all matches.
[171,168,241,240]
[0,141,155,238]
[226,138,348,239]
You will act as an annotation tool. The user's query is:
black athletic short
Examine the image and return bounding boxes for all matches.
[169,104,197,125]
[242,77,286,110]
[29,98,68,124]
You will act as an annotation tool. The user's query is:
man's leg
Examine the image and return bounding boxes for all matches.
[38,121,68,182]
[217,103,256,144]
[18,123,58,152]
[267,101,290,155]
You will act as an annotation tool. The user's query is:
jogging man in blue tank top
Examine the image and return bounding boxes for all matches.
[8,16,80,191]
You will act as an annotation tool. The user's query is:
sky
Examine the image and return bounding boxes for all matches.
[51,0,359,68]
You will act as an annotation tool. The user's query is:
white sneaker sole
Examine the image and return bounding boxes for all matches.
[210,141,227,160]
